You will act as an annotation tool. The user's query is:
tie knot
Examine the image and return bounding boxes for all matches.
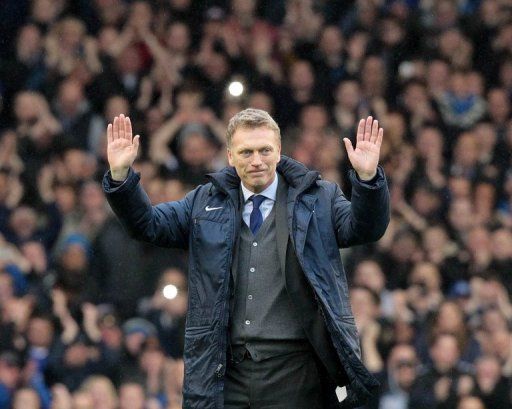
[250,195,266,210]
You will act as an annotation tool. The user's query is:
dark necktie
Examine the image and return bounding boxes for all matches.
[250,195,266,235]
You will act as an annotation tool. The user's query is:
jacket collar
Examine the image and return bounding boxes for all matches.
[206,155,320,196]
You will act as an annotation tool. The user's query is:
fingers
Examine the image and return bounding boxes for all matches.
[125,116,133,140]
[357,116,383,146]
[133,134,140,153]
[113,116,119,140]
[364,116,372,141]
[356,119,365,143]
[370,118,379,143]
[376,127,383,148]
[119,113,126,139]
[109,114,133,142]
[107,123,113,144]
[343,138,354,156]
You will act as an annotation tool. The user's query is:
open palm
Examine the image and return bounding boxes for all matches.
[107,114,140,180]
[343,116,383,181]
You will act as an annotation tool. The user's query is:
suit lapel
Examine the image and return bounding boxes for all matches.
[276,174,289,276]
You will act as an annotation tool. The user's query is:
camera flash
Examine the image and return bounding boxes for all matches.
[228,81,244,97]
[163,284,178,300]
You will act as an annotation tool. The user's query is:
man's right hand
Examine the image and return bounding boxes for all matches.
[107,114,140,181]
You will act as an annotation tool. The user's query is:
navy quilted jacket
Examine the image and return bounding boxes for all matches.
[103,155,390,408]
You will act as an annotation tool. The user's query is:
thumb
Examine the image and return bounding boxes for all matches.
[343,138,354,157]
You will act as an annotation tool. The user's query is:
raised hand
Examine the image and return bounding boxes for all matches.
[107,114,140,181]
[343,116,383,181]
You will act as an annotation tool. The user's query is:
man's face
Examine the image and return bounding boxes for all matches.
[228,126,280,193]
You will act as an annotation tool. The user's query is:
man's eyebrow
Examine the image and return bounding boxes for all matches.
[236,145,273,152]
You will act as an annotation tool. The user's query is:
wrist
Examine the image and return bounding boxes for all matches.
[111,168,129,181]
[356,170,377,181]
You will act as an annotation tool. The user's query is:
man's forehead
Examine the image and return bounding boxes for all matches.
[231,127,280,147]
[233,125,277,138]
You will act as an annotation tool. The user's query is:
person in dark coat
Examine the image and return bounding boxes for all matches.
[102,109,390,408]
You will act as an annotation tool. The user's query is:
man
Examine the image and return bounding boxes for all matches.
[368,344,419,409]
[409,333,473,409]
[103,109,389,408]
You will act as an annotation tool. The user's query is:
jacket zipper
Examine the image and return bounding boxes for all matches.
[215,198,237,407]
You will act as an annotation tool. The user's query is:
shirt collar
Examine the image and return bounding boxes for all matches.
[241,173,278,203]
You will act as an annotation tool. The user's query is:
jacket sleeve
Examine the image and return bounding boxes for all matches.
[102,168,195,249]
[332,166,390,248]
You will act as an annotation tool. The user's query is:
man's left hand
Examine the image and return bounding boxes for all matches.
[343,116,383,181]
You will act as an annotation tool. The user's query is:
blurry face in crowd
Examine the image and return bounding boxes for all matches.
[105,95,129,121]
[12,388,41,409]
[415,127,443,159]
[232,0,256,16]
[482,308,508,334]
[319,26,344,56]
[116,45,143,75]
[448,198,474,232]
[388,345,417,390]
[119,383,145,409]
[16,24,42,60]
[475,355,502,387]
[492,228,512,260]
[0,358,21,389]
[474,121,496,153]
[487,88,510,123]
[458,397,485,409]
[58,80,85,116]
[32,0,65,25]
[335,80,360,111]
[72,390,94,409]
[410,262,441,293]
[248,92,274,115]
[427,60,450,93]
[353,260,385,293]
[180,133,217,168]
[491,329,512,361]
[27,317,55,348]
[300,105,329,130]
[380,18,404,47]
[0,272,14,302]
[436,301,464,332]
[422,225,449,256]
[80,182,105,212]
[430,334,460,372]
[466,226,491,255]
[228,126,281,193]
[9,206,38,240]
[203,52,229,82]
[166,22,190,53]
[289,61,315,91]
[20,241,48,274]
[350,287,379,330]
[85,377,118,409]
[454,132,478,167]
[411,186,441,217]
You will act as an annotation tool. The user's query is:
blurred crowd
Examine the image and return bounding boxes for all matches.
[1,0,512,408]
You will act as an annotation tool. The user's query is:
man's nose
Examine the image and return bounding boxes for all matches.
[251,153,263,166]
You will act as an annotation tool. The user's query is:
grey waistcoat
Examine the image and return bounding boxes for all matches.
[229,176,306,358]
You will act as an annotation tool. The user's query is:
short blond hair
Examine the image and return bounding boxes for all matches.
[226,108,280,147]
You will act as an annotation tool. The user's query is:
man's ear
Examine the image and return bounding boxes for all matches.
[227,148,234,166]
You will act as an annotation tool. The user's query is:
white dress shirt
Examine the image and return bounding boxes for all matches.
[241,174,278,228]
